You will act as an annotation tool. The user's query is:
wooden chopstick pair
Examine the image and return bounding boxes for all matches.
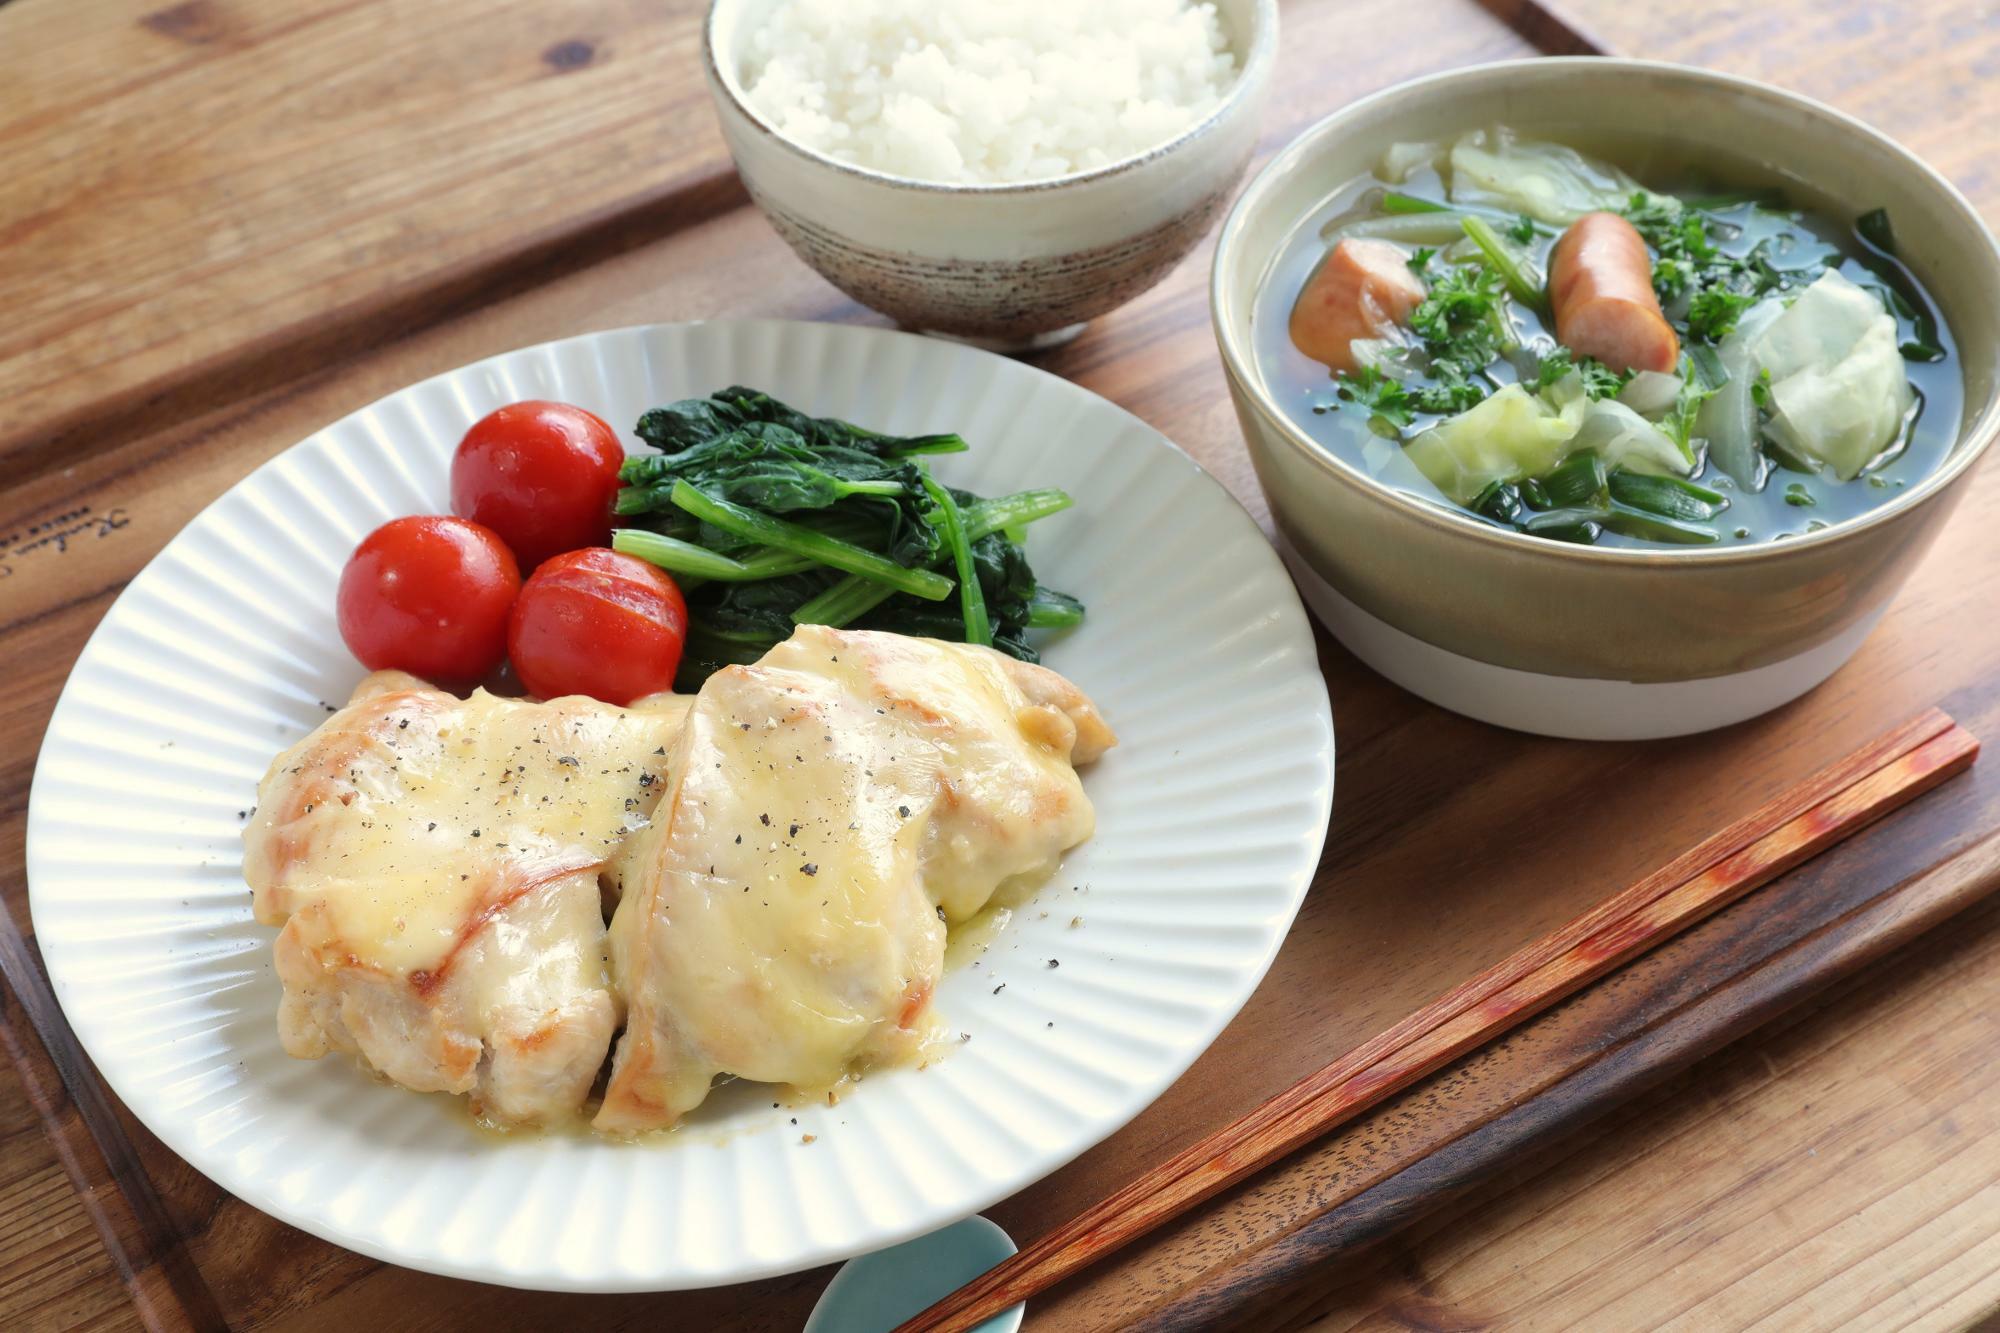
[895,708,1978,1333]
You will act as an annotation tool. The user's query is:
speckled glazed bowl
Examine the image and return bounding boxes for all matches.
[705,0,1276,350]
[1214,58,2000,740]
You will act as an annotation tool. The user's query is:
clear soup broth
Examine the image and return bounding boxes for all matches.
[1256,130,1962,550]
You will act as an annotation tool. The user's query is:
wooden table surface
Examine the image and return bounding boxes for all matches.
[5,0,2000,1329]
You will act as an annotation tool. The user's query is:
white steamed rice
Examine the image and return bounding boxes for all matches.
[740,0,1239,186]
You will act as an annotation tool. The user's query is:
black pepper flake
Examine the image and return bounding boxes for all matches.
[788,822,801,837]
[801,863,818,876]
[654,746,667,755]
[897,805,911,819]
[735,834,742,844]
[992,983,1006,995]
[740,723,752,731]
[427,822,437,832]
[1046,959,1060,968]
[470,829,481,838]
[558,755,579,767]
[398,718,409,730]
[760,813,771,826]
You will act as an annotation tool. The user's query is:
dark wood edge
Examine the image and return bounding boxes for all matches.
[1475,0,1616,56]
[0,895,227,1331]
[1124,828,2000,1331]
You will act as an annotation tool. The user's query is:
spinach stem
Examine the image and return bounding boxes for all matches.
[1382,192,1558,235]
[668,481,955,601]
[613,531,816,582]
[1460,215,1545,311]
[610,531,754,580]
[794,489,1074,627]
[918,471,992,648]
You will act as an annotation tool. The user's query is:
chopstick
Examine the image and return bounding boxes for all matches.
[894,708,1979,1333]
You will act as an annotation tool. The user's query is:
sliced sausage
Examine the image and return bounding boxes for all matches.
[1289,238,1428,374]
[1549,212,1680,374]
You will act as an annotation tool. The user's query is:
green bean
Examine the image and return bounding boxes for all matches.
[1602,505,1721,544]
[1471,480,1525,526]
[1521,507,1608,543]
[1606,471,1728,522]
[1538,451,1610,509]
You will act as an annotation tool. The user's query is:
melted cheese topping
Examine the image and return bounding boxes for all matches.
[247,679,689,979]
[597,625,1112,1132]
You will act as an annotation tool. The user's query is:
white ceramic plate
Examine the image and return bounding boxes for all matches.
[26,320,1332,1291]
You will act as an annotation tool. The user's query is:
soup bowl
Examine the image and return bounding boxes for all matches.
[705,0,1277,350]
[1212,57,2000,739]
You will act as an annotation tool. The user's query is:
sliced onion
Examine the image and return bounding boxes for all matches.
[1380,140,1444,184]
[1320,213,1469,246]
[1617,371,1683,418]
[1698,297,1786,487]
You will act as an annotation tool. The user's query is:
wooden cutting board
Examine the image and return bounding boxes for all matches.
[3,0,1998,1329]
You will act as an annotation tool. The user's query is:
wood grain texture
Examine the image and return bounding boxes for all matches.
[1288,863,2000,1332]
[900,716,1978,1332]
[4,0,2000,1328]
[0,0,732,468]
[0,1009,142,1333]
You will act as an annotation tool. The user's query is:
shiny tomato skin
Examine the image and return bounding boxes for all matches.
[450,401,625,570]
[508,549,688,704]
[337,516,521,683]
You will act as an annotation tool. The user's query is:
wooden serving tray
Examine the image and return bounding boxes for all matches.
[3,0,1998,1329]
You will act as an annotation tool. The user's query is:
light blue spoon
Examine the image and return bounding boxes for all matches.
[804,1215,1025,1333]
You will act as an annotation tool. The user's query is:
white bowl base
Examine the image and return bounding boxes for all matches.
[1280,544,1883,741]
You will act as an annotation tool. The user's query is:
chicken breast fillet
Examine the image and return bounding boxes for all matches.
[244,671,689,1126]
[596,626,1115,1134]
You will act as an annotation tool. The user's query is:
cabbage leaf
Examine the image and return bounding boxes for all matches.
[1445,128,1658,226]
[1751,270,1911,479]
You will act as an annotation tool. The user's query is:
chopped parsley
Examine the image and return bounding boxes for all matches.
[1408,257,1508,370]
[1534,346,1631,399]
[1686,287,1757,341]
[1623,192,1795,341]
[1662,360,1718,466]
[1334,363,1414,430]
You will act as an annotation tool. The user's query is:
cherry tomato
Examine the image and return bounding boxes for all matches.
[337,516,521,683]
[450,401,625,569]
[508,549,687,704]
